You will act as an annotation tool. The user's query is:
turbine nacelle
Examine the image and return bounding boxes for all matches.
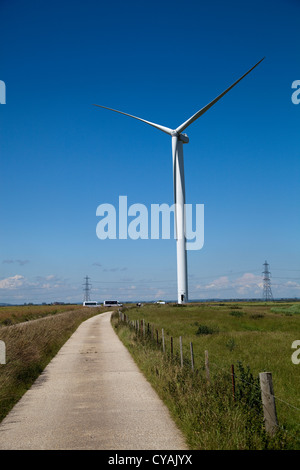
[179,133,189,144]
[171,131,189,143]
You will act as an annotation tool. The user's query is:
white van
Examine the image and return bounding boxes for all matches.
[103,300,123,307]
[83,301,100,307]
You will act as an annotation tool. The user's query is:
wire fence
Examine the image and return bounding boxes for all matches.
[115,310,300,445]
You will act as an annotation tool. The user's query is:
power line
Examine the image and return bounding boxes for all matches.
[86,269,262,285]
[272,277,300,280]
[272,269,300,272]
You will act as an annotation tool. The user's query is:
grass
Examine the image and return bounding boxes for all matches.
[0,305,105,422]
[271,304,300,316]
[111,301,300,450]
[0,304,84,326]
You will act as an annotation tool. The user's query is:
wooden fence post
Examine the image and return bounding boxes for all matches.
[171,337,173,358]
[259,372,278,435]
[205,350,210,384]
[190,342,194,372]
[179,336,183,368]
[162,329,165,353]
[0,340,5,365]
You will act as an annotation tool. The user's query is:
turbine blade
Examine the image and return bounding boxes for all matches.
[92,104,173,136]
[176,57,265,134]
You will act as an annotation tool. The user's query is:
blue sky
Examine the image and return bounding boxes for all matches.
[0,0,299,303]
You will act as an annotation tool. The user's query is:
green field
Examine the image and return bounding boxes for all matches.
[112,301,300,449]
[0,302,298,449]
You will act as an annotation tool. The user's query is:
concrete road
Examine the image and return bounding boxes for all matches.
[0,311,187,450]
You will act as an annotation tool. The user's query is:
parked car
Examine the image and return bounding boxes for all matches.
[103,300,123,307]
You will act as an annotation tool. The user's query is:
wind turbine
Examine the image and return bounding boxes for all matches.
[93,58,264,304]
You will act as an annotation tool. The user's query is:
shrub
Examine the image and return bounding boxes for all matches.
[230,311,244,317]
[196,324,218,335]
[226,338,236,351]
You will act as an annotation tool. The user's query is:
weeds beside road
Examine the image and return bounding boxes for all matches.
[0,305,105,422]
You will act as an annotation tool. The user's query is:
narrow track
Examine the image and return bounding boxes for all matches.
[0,311,187,450]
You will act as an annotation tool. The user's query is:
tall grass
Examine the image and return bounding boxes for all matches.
[112,302,300,450]
[0,306,104,422]
[0,304,83,326]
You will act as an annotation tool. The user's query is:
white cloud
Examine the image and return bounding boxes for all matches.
[234,273,262,295]
[0,275,25,289]
[285,281,300,289]
[154,289,167,299]
[0,274,70,294]
[202,276,229,290]
[195,272,263,297]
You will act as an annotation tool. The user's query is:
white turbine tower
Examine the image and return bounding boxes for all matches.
[93,58,264,304]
